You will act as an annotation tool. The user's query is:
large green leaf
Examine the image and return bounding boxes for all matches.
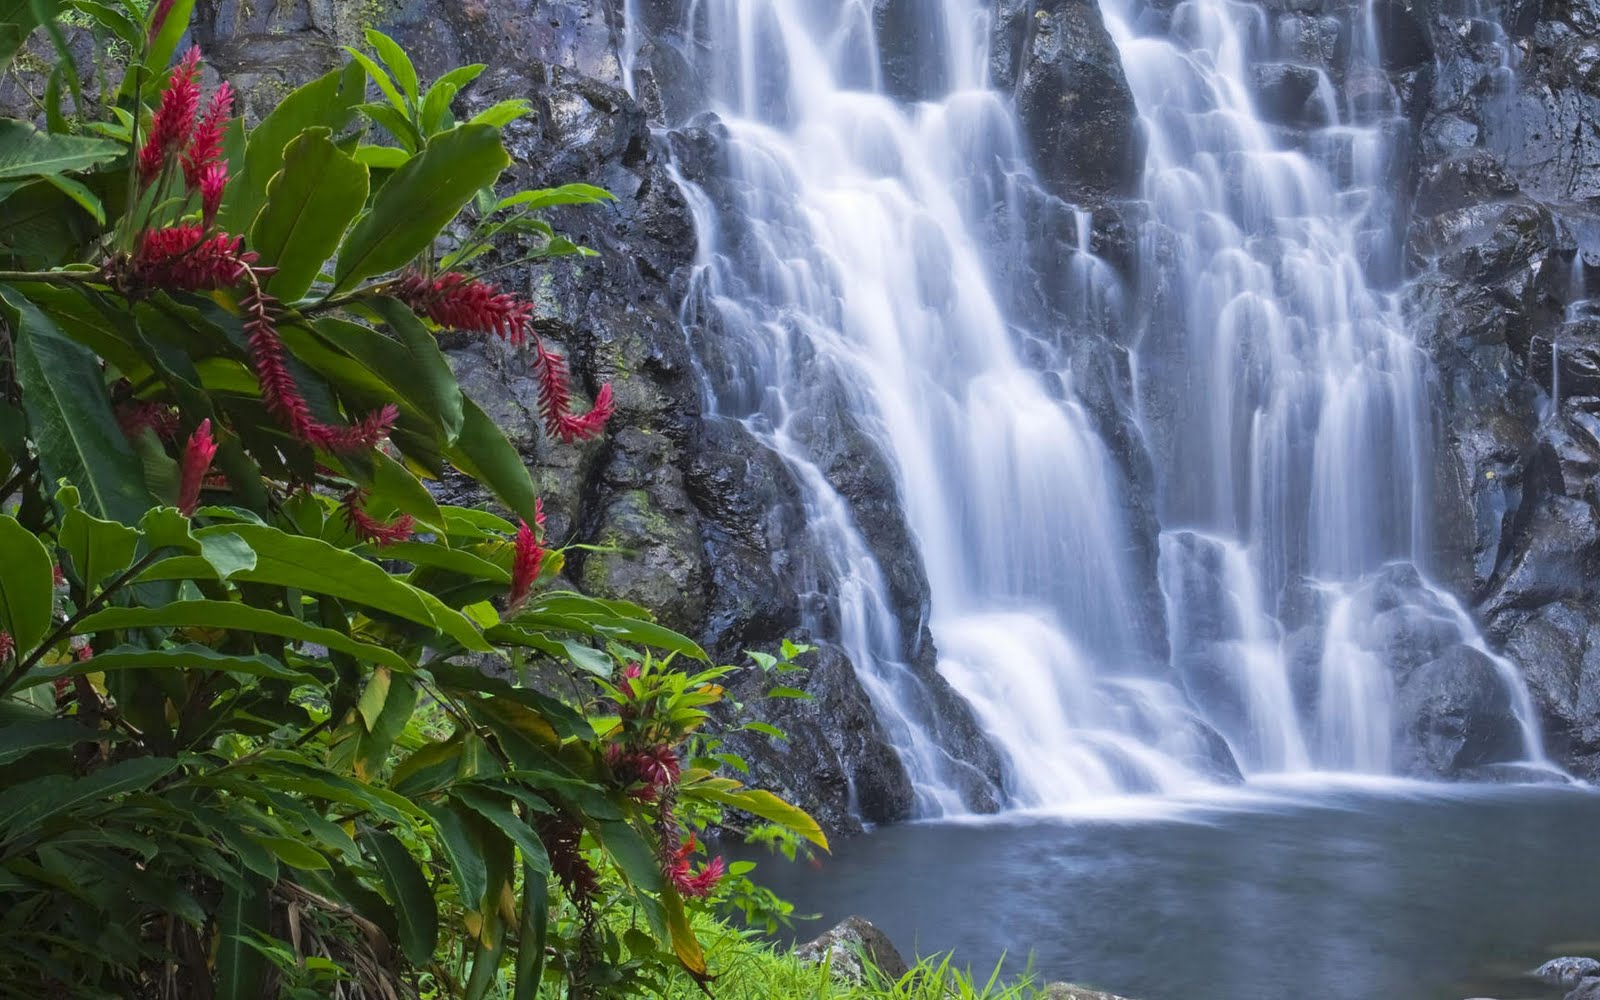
[0,119,122,180]
[365,298,465,441]
[363,826,438,966]
[447,397,540,525]
[0,756,178,839]
[0,1,43,74]
[217,60,367,235]
[513,865,549,1000]
[251,127,370,301]
[140,0,197,85]
[450,785,550,877]
[214,877,271,1000]
[690,786,828,851]
[0,718,104,765]
[332,124,511,292]
[421,799,488,910]
[73,601,411,672]
[20,644,316,691]
[0,514,52,655]
[59,505,140,591]
[297,310,463,444]
[1,286,149,523]
[194,523,437,628]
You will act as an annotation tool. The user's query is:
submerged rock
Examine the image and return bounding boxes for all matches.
[794,916,909,984]
[1535,956,1600,987]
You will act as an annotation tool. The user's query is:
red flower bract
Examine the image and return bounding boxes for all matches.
[183,81,233,192]
[138,47,202,185]
[342,490,415,547]
[243,290,398,453]
[132,225,257,292]
[533,342,614,444]
[0,632,12,661]
[198,161,228,228]
[508,516,544,611]
[116,398,180,441]
[394,272,534,346]
[177,419,217,515]
[663,833,726,898]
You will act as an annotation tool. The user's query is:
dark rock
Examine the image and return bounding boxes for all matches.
[1394,646,1527,775]
[874,0,950,102]
[1012,0,1145,200]
[1370,0,1433,70]
[1412,149,1519,218]
[1042,984,1139,1000]
[1252,62,1331,128]
[1569,977,1600,1000]
[1536,957,1600,987]
[795,916,909,983]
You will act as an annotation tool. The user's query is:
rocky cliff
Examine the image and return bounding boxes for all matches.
[65,0,1600,830]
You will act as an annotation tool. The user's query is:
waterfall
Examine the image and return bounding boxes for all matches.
[631,0,1553,816]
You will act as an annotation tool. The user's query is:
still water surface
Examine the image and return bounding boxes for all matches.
[743,778,1600,1000]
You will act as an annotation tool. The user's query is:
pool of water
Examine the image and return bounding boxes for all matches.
[737,777,1600,999]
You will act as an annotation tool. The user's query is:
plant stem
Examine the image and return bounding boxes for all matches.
[0,270,102,286]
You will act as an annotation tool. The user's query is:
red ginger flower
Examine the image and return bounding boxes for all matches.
[198,161,228,228]
[342,490,414,547]
[0,632,12,661]
[138,47,202,184]
[177,419,217,515]
[618,661,642,700]
[607,743,682,801]
[508,514,544,611]
[533,341,614,443]
[394,272,535,346]
[535,812,600,927]
[242,290,398,452]
[132,225,257,291]
[663,833,726,898]
[183,81,233,191]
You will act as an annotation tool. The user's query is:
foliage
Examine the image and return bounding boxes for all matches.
[0,6,822,998]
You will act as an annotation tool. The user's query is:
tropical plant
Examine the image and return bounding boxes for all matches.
[0,3,823,998]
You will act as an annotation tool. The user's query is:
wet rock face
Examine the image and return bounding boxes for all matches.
[1007,0,1145,201]
[1394,646,1526,775]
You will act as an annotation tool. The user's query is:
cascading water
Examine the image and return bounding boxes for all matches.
[630,0,1554,816]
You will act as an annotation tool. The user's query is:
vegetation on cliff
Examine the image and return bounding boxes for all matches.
[0,3,825,996]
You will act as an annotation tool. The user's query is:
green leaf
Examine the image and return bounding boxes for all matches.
[251,127,370,301]
[73,601,412,672]
[419,81,458,134]
[63,0,140,47]
[0,119,121,179]
[469,100,533,128]
[199,531,259,579]
[2,285,150,523]
[341,297,465,440]
[381,542,509,583]
[450,785,549,876]
[332,124,511,292]
[0,718,104,766]
[41,172,105,224]
[356,667,392,731]
[421,799,487,910]
[363,826,438,966]
[353,144,410,169]
[343,47,408,116]
[59,505,140,590]
[20,644,315,691]
[595,818,664,895]
[214,878,271,1000]
[356,100,422,153]
[495,183,615,212]
[0,756,178,839]
[0,514,53,654]
[447,397,540,525]
[0,1,44,74]
[217,60,367,234]
[254,835,331,871]
[141,0,197,86]
[364,29,418,108]
[194,523,439,629]
[513,866,549,1000]
[662,885,709,980]
[692,787,828,851]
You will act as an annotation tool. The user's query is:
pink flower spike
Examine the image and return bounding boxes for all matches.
[184,81,233,192]
[138,47,202,185]
[341,490,415,547]
[177,418,217,515]
[508,517,545,611]
[199,161,228,228]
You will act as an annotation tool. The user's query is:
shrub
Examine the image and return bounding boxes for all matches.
[0,4,822,997]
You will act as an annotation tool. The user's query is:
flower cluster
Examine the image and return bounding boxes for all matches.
[116,398,180,441]
[177,420,217,515]
[0,632,12,662]
[395,272,615,444]
[507,502,546,611]
[130,226,257,292]
[605,742,681,803]
[662,833,726,898]
[393,272,534,346]
[341,490,415,547]
[243,290,398,453]
[138,48,234,225]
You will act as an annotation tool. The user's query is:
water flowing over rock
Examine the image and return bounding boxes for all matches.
[176,0,1600,831]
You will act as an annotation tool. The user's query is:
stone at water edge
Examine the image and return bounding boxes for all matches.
[1568,978,1600,1000]
[1537,957,1600,987]
[793,916,909,984]
[1042,983,1139,1000]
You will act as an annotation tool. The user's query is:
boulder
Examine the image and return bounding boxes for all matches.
[1012,0,1145,200]
[1393,647,1526,775]
[794,916,909,984]
[1569,978,1600,1000]
[1042,984,1139,1000]
[1535,956,1600,987]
